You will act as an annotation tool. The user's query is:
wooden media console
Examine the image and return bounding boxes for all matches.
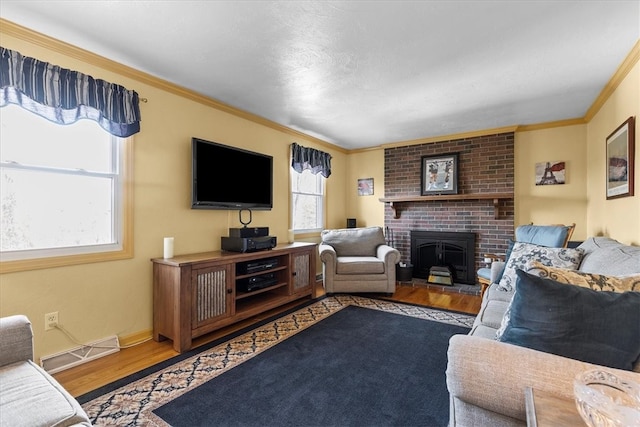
[152,242,317,352]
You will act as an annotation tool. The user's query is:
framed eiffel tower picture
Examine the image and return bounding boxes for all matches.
[535,161,566,185]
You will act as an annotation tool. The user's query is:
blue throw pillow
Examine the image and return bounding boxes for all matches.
[498,270,640,371]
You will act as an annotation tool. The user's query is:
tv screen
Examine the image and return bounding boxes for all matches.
[191,138,273,210]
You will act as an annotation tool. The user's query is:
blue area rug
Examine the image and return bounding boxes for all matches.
[79,295,473,426]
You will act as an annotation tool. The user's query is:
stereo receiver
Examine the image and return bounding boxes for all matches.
[237,257,279,275]
[221,236,277,253]
[236,273,278,292]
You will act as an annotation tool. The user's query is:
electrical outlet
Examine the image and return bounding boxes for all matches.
[45,311,58,331]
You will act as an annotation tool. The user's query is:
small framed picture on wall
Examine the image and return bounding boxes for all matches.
[535,161,566,185]
[358,178,374,196]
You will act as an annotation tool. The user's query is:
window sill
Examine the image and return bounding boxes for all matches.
[0,247,133,274]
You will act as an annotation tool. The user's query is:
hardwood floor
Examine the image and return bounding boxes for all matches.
[53,281,481,398]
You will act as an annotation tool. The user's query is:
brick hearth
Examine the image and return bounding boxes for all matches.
[384,132,515,281]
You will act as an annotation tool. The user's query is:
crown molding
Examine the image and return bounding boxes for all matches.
[584,39,640,122]
[516,117,587,132]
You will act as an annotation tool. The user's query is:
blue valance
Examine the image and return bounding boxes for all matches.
[0,46,141,137]
[291,142,332,178]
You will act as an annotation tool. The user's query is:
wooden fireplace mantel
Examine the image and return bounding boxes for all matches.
[379,192,513,219]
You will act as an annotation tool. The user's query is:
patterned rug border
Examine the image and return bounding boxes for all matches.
[82,296,474,426]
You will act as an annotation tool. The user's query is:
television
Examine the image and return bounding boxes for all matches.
[191,138,273,210]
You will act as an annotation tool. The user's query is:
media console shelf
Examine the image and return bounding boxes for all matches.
[379,192,513,219]
[152,242,317,352]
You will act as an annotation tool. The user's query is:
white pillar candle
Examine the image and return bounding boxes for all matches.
[164,237,174,258]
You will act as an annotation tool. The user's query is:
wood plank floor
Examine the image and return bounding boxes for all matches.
[53,282,481,398]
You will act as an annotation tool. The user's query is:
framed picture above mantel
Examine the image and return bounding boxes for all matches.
[421,153,459,195]
[606,116,635,200]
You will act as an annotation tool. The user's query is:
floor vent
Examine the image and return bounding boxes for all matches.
[40,335,120,374]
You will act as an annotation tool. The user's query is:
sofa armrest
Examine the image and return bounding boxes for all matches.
[376,244,401,265]
[319,243,337,266]
[0,315,34,367]
[319,243,337,292]
[446,334,640,422]
[490,261,505,283]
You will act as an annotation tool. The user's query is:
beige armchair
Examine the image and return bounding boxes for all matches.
[319,226,401,294]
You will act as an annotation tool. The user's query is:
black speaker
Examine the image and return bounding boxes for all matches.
[228,227,269,238]
[346,218,357,228]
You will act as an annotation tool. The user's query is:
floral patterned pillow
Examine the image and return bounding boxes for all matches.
[496,242,584,292]
[526,261,640,292]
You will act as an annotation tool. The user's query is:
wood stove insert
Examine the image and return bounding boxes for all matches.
[410,230,476,285]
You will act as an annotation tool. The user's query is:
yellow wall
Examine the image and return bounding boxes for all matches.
[585,60,640,244]
[0,28,348,361]
[514,125,589,240]
[323,153,349,230]
[347,148,385,229]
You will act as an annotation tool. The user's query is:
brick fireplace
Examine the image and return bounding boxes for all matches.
[384,132,515,281]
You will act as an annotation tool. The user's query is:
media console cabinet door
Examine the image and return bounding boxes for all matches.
[191,264,233,329]
[290,248,315,296]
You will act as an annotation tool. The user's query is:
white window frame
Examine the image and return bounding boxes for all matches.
[290,168,325,234]
[0,114,133,273]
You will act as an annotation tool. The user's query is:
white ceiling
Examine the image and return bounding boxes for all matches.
[1,1,639,150]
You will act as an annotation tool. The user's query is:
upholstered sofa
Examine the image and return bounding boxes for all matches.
[446,236,640,426]
[319,226,401,294]
[0,315,92,426]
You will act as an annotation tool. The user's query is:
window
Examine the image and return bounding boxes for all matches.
[291,168,324,232]
[0,104,132,271]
